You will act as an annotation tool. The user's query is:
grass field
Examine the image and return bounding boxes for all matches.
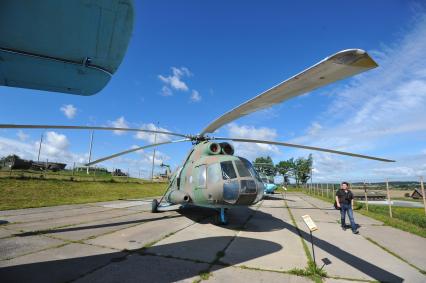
[0,178,168,210]
[303,188,426,238]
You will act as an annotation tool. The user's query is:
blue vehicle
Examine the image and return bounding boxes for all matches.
[260,174,278,194]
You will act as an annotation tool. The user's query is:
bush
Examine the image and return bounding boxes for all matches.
[404,192,410,197]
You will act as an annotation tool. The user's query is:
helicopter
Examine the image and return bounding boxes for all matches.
[0,49,395,224]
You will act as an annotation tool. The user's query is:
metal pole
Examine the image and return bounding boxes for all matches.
[37,134,43,162]
[87,131,94,175]
[420,176,426,216]
[310,231,316,267]
[386,179,392,218]
[151,122,159,181]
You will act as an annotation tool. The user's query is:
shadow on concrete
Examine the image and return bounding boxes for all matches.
[280,221,403,282]
[182,205,403,282]
[0,236,282,283]
[13,215,183,237]
[263,195,295,202]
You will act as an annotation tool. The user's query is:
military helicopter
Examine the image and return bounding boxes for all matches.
[0,49,395,224]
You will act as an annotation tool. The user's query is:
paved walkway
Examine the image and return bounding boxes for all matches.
[0,194,425,282]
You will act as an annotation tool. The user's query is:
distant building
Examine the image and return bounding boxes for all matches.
[411,188,424,199]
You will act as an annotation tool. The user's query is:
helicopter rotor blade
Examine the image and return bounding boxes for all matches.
[86,139,191,166]
[200,49,378,135]
[0,124,189,139]
[214,137,395,163]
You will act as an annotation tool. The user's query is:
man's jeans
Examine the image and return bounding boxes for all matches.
[340,203,357,231]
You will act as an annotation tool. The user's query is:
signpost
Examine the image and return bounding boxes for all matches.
[302,214,318,266]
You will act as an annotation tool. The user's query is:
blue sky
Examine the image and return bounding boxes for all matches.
[1,0,426,182]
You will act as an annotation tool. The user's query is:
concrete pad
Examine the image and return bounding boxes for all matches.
[0,204,90,217]
[222,204,307,271]
[35,212,166,241]
[8,208,139,232]
[147,222,236,263]
[360,225,426,271]
[3,206,112,223]
[0,234,66,260]
[0,243,123,283]
[86,213,192,251]
[0,228,15,239]
[295,221,425,282]
[207,265,312,283]
[75,254,209,283]
[101,200,151,209]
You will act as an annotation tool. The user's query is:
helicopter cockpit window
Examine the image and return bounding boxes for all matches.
[207,163,221,185]
[234,159,251,177]
[220,161,237,180]
[239,157,262,182]
[197,165,206,188]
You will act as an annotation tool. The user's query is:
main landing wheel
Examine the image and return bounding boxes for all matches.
[151,199,159,213]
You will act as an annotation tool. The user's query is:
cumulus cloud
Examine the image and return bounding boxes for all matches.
[17,130,29,141]
[60,104,77,119]
[158,67,192,94]
[109,116,129,135]
[289,13,426,181]
[134,123,173,144]
[190,90,202,102]
[0,132,87,165]
[226,123,280,161]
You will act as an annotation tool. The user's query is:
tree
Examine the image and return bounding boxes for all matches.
[253,156,275,176]
[275,159,293,185]
[293,154,313,185]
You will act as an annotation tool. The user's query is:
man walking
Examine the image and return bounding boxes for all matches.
[335,182,359,234]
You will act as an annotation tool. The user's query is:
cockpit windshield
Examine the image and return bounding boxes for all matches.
[220,161,237,180]
[234,159,251,177]
[239,157,262,182]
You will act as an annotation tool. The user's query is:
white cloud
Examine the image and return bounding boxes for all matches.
[288,13,426,181]
[190,90,201,102]
[0,132,87,165]
[16,130,29,141]
[109,116,129,135]
[226,123,280,161]
[134,123,172,144]
[161,86,173,96]
[60,104,77,119]
[158,67,192,93]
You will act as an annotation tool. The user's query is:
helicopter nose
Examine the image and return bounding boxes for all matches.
[223,179,260,205]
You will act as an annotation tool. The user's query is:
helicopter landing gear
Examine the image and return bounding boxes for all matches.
[151,199,158,213]
[215,208,228,225]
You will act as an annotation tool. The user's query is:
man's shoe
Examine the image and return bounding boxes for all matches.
[342,226,346,231]
[353,230,359,234]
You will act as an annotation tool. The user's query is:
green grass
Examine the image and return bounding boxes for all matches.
[0,178,167,210]
[302,189,426,238]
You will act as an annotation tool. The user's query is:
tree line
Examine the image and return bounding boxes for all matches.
[253,154,313,185]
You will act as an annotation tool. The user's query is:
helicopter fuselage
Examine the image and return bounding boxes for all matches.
[165,141,264,208]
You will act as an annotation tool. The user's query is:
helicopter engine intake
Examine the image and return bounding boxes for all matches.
[168,190,190,204]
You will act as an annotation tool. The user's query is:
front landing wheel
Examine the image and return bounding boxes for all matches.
[151,199,159,213]
[214,208,228,225]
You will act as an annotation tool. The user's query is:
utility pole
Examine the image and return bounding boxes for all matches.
[151,122,159,181]
[37,134,43,162]
[87,131,94,175]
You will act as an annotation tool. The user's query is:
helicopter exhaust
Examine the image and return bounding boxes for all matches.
[204,142,221,155]
[168,190,190,204]
[219,142,234,155]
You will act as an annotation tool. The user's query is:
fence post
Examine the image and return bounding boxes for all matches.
[363,181,369,212]
[420,176,426,216]
[72,162,75,177]
[386,179,392,218]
